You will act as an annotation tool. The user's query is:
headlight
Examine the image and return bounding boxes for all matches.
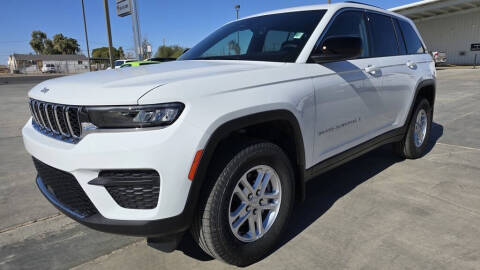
[84,102,184,128]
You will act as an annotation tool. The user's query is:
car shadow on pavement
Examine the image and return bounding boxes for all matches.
[175,122,444,264]
[270,122,443,257]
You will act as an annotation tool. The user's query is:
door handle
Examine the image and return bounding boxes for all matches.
[365,65,380,76]
[406,60,417,69]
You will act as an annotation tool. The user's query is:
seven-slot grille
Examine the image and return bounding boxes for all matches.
[29,99,82,143]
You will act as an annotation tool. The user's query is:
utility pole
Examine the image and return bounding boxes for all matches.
[81,0,92,71]
[131,0,142,60]
[103,0,115,68]
[328,0,331,3]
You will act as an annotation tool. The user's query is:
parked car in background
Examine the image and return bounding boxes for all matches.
[432,51,447,65]
[120,60,161,68]
[108,59,136,69]
[41,64,56,73]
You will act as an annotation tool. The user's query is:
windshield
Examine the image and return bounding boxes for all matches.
[179,10,326,63]
[114,60,124,66]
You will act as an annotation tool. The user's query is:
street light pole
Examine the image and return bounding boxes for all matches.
[103,0,114,69]
[81,0,92,71]
[235,5,240,46]
[235,5,240,20]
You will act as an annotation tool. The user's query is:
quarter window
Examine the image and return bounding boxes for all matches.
[367,12,399,57]
[398,20,425,54]
[320,11,370,58]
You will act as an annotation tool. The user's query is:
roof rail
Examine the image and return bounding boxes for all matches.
[344,1,382,9]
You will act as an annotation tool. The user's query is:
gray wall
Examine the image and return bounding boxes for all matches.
[414,9,480,65]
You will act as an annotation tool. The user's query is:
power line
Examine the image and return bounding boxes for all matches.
[0,40,30,44]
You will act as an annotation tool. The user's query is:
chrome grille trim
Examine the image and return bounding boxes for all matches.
[54,105,71,137]
[29,100,39,124]
[33,101,41,124]
[36,101,47,128]
[29,99,81,144]
[65,106,80,138]
[43,103,54,132]
[46,104,60,134]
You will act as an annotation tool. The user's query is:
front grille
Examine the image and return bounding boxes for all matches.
[29,99,82,143]
[99,170,160,209]
[33,158,98,217]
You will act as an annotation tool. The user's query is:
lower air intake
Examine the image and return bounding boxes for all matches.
[33,158,98,217]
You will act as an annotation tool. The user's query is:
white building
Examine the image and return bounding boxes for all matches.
[391,0,480,65]
[8,54,89,74]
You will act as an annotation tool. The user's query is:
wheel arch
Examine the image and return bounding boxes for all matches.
[183,110,307,227]
[404,79,436,133]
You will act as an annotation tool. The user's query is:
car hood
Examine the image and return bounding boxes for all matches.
[28,60,281,105]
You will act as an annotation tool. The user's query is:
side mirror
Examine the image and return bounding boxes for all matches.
[310,36,363,63]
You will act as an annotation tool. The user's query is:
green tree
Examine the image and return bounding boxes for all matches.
[92,47,124,59]
[52,34,80,55]
[29,31,47,54]
[29,31,80,55]
[118,46,125,59]
[154,45,185,58]
[43,39,59,54]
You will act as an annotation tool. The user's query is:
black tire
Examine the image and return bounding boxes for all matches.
[191,142,295,266]
[394,98,432,159]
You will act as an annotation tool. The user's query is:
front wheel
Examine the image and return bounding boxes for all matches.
[394,98,432,159]
[191,142,295,266]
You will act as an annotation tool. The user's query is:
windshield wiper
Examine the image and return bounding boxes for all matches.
[192,55,243,61]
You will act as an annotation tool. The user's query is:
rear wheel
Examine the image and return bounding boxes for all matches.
[395,98,432,159]
[191,142,294,266]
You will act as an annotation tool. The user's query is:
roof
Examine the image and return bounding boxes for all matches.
[243,2,401,20]
[390,0,480,20]
[11,54,88,61]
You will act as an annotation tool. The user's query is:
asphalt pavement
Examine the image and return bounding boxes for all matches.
[0,69,479,269]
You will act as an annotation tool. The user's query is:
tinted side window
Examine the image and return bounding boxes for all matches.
[321,11,369,58]
[367,13,398,57]
[398,20,425,54]
[393,19,407,55]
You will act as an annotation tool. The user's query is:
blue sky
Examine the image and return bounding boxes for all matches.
[0,0,416,64]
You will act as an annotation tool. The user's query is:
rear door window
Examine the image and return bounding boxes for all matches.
[367,12,399,57]
[392,18,407,55]
[398,20,425,54]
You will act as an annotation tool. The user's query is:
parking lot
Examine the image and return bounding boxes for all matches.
[0,69,479,270]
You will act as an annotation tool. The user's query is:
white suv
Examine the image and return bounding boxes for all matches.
[23,2,435,266]
[41,64,56,73]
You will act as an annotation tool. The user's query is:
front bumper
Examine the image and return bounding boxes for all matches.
[23,117,203,224]
[36,175,189,237]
